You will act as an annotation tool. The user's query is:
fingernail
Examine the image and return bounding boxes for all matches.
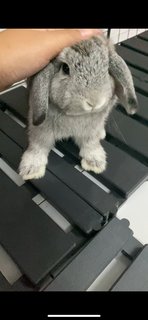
[79,29,101,38]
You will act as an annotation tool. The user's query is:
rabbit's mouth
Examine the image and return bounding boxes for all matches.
[63,96,109,116]
[83,97,107,112]
[65,105,107,116]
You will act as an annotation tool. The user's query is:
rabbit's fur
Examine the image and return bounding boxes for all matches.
[19,35,138,180]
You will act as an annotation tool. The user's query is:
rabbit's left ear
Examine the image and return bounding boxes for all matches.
[108,41,138,115]
[28,63,54,126]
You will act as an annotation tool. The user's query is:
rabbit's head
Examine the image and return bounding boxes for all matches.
[49,36,114,116]
[28,35,138,125]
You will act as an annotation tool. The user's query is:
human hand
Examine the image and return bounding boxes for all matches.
[0,28,102,91]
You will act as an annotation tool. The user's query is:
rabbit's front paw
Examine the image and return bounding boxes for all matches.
[19,150,47,180]
[81,148,106,174]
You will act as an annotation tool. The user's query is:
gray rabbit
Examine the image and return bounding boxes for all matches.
[19,34,138,180]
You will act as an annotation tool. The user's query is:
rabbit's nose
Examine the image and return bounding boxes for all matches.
[86,101,95,109]
[82,100,94,111]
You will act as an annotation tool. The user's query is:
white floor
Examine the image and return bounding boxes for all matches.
[117,181,148,245]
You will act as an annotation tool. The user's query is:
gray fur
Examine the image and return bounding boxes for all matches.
[19,35,138,180]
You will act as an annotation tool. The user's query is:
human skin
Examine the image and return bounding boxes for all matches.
[0,28,102,91]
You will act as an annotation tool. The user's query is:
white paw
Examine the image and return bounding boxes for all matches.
[81,158,106,174]
[19,150,47,180]
[81,147,106,174]
[20,165,46,180]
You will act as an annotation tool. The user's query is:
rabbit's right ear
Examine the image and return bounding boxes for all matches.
[108,40,138,115]
[28,63,54,126]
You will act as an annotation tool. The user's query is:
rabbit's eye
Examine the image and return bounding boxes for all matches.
[62,63,70,75]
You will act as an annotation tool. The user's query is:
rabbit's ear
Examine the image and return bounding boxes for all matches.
[108,41,138,115]
[28,63,54,126]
